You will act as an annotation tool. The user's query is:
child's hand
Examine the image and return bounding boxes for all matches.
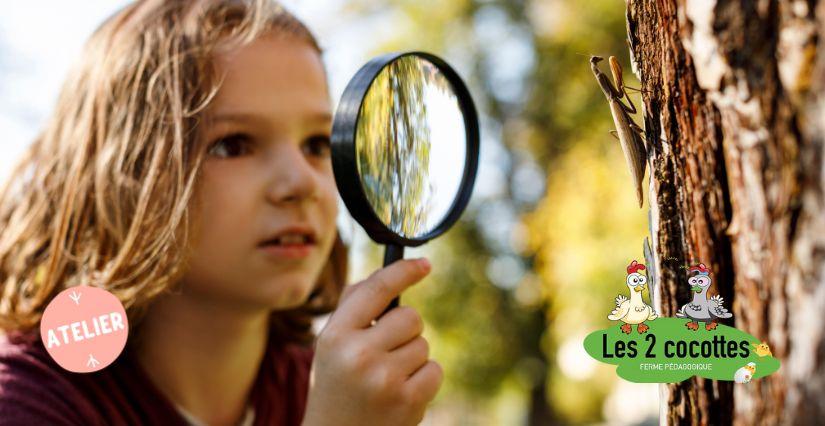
[302,258,442,426]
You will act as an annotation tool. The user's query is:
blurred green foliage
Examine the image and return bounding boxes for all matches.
[342,0,651,424]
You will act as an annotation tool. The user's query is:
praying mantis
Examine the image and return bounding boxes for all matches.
[590,55,648,208]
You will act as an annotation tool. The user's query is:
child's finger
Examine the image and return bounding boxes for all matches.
[404,360,443,404]
[338,281,361,303]
[333,258,431,329]
[389,336,430,377]
[367,306,424,350]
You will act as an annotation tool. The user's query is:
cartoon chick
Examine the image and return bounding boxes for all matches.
[734,362,757,383]
[752,341,773,357]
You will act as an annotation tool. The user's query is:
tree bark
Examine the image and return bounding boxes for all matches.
[625,0,825,424]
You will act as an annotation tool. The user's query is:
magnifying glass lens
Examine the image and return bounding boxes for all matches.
[355,56,468,239]
[331,51,479,314]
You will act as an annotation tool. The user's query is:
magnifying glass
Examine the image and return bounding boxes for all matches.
[331,51,480,314]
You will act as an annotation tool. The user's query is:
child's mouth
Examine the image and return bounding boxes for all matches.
[258,233,316,260]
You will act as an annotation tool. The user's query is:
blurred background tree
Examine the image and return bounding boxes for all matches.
[335,0,656,424]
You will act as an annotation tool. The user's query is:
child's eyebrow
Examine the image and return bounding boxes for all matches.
[211,112,258,124]
[310,112,333,124]
[209,111,333,126]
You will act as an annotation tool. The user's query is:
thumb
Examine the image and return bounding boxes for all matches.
[332,258,431,329]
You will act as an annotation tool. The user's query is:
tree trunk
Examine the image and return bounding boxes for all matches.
[625,0,825,424]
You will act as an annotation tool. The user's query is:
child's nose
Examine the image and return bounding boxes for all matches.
[265,144,318,204]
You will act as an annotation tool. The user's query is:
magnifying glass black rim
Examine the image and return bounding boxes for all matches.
[331,51,480,247]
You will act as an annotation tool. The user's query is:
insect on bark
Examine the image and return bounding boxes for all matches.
[590,55,647,208]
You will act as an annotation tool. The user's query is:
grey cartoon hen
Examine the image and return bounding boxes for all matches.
[675,263,732,331]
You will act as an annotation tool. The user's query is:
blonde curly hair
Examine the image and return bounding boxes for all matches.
[0,0,347,345]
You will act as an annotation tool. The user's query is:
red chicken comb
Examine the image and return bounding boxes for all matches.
[689,263,710,275]
[627,260,646,274]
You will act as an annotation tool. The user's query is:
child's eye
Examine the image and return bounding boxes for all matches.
[303,134,331,158]
[207,133,253,159]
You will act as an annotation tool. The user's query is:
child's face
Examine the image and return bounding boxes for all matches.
[184,34,338,311]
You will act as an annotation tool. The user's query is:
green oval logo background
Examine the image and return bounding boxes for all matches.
[584,318,780,383]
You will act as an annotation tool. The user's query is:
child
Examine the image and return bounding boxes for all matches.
[0,1,442,425]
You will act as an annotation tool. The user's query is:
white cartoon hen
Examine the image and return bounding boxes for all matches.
[608,260,658,334]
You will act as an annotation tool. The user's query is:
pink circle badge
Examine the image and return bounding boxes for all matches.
[39,286,129,373]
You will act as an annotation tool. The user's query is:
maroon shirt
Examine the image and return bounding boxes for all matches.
[0,329,314,425]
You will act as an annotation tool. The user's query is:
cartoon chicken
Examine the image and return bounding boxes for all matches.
[734,362,757,383]
[752,342,773,357]
[676,263,732,330]
[608,260,658,334]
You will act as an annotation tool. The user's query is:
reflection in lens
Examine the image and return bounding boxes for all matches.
[356,56,467,238]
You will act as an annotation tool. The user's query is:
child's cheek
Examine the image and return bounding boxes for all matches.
[322,176,339,236]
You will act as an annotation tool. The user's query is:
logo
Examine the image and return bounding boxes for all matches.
[39,286,129,373]
[584,260,780,383]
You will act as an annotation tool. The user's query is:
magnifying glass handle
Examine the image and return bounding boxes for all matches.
[380,243,405,316]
